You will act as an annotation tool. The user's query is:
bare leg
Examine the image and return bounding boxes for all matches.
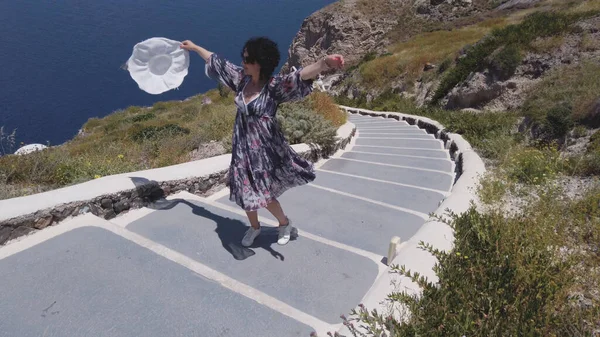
[245,210,260,230]
[265,199,290,226]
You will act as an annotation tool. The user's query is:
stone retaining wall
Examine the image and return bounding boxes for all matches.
[0,123,356,246]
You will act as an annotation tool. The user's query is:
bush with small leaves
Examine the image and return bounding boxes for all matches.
[488,44,521,81]
[130,124,190,143]
[504,146,561,185]
[277,103,337,152]
[130,112,156,123]
[322,191,600,337]
[544,103,574,140]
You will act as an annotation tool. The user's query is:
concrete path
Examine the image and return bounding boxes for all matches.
[0,114,454,337]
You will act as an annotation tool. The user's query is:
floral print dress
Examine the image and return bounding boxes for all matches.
[205,53,316,211]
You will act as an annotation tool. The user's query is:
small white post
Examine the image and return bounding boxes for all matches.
[387,236,401,266]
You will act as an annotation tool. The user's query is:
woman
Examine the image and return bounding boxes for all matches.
[180,37,344,247]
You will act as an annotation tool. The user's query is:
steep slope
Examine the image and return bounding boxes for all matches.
[280,0,496,73]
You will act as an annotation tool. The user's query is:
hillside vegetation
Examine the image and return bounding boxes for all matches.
[325,0,600,336]
[0,90,345,200]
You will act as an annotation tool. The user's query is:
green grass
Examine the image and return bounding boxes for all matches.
[523,61,600,135]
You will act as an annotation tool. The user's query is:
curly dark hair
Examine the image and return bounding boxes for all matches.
[241,37,280,81]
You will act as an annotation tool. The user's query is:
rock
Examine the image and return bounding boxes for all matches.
[414,80,436,107]
[583,98,600,128]
[280,1,403,73]
[131,197,144,209]
[461,108,482,113]
[77,203,101,216]
[50,206,73,221]
[113,201,130,213]
[198,180,211,192]
[101,198,113,209]
[104,210,117,220]
[202,97,212,105]
[189,141,227,161]
[430,0,446,5]
[135,181,164,200]
[507,81,517,90]
[0,227,12,245]
[416,5,431,14]
[495,0,541,10]
[34,215,53,230]
[9,226,34,241]
[423,62,436,71]
[445,72,503,109]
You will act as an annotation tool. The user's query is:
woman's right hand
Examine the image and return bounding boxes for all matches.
[180,40,197,51]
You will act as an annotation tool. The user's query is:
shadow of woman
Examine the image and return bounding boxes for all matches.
[150,198,288,261]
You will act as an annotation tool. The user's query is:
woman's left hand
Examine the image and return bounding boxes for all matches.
[324,54,345,70]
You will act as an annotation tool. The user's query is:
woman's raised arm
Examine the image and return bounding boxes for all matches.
[180,40,213,62]
[299,54,345,80]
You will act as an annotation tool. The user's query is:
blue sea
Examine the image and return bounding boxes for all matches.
[0,0,335,147]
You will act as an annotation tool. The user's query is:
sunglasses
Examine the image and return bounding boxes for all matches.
[241,53,255,64]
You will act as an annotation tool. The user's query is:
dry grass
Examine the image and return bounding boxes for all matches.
[354,0,403,19]
[567,0,600,13]
[530,35,566,53]
[360,17,508,88]
[523,61,600,125]
[581,31,600,51]
[306,92,347,127]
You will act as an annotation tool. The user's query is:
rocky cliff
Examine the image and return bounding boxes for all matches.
[284,0,600,121]
[280,0,399,73]
[281,0,498,74]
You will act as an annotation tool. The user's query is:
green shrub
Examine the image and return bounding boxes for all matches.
[277,103,337,151]
[504,146,560,184]
[563,133,600,176]
[575,153,600,176]
[523,62,600,131]
[336,93,519,160]
[130,112,156,123]
[488,44,522,80]
[420,109,519,160]
[587,130,600,153]
[432,11,594,103]
[544,103,575,139]
[333,186,600,337]
[130,124,190,143]
[437,57,453,74]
